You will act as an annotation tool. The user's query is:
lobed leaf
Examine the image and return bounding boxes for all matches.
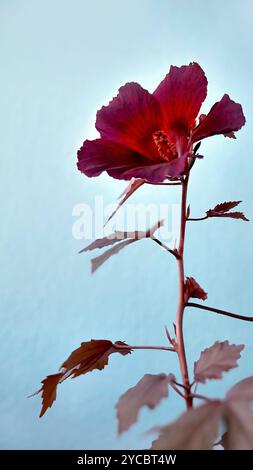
[33,340,132,417]
[116,373,174,434]
[194,340,244,384]
[206,200,249,221]
[83,220,164,273]
[207,200,241,214]
[151,402,221,450]
[226,376,253,402]
[80,232,132,253]
[222,402,253,450]
[214,211,249,221]
[35,373,64,418]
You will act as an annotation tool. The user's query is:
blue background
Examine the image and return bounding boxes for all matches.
[1,0,252,449]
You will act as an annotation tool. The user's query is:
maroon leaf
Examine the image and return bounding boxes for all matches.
[105,178,145,225]
[86,220,163,273]
[207,200,242,214]
[226,376,253,402]
[222,401,253,450]
[61,339,132,377]
[184,277,207,302]
[151,402,221,450]
[33,340,132,417]
[116,373,174,434]
[194,341,244,384]
[215,211,249,221]
[205,200,249,221]
[32,373,64,418]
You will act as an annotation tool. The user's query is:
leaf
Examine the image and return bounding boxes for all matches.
[207,200,242,214]
[194,341,244,384]
[105,178,145,225]
[184,277,207,302]
[79,228,148,254]
[116,373,174,434]
[86,220,163,273]
[35,373,64,418]
[205,200,249,221]
[34,340,132,417]
[215,211,249,221]
[151,402,221,450]
[222,401,253,450]
[91,239,135,273]
[226,376,253,402]
[79,232,130,253]
[61,339,132,377]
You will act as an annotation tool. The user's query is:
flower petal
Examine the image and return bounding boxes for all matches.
[77,138,187,183]
[96,82,163,159]
[192,94,245,142]
[121,155,188,183]
[77,138,152,179]
[153,62,207,135]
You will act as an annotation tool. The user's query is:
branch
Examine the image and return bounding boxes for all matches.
[186,302,253,322]
[114,344,176,352]
[187,216,208,222]
[152,237,180,259]
[170,382,187,399]
[190,393,213,402]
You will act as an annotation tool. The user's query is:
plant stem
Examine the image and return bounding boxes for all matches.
[190,393,213,402]
[152,237,180,259]
[175,175,192,409]
[186,302,253,322]
[187,216,208,221]
[114,344,175,352]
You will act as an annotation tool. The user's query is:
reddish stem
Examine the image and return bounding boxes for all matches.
[170,382,187,400]
[186,302,253,322]
[175,175,192,409]
[187,216,208,221]
[114,344,175,352]
[152,237,180,259]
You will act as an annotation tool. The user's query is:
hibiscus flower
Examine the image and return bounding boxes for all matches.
[77,62,245,183]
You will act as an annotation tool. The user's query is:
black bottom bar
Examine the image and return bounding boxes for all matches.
[0,450,252,467]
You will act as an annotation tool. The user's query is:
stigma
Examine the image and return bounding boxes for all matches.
[153,131,177,161]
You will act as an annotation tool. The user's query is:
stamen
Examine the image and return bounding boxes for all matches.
[153,131,177,161]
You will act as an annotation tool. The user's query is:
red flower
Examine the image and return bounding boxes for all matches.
[77,63,245,183]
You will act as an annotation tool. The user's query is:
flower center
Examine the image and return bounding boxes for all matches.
[153,130,177,161]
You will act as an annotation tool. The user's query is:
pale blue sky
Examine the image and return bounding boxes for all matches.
[0,0,253,449]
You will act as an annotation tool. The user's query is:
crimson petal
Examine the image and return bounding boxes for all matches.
[77,138,154,180]
[192,94,246,142]
[153,62,207,136]
[121,155,188,183]
[96,82,163,160]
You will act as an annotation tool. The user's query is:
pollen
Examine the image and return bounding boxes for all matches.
[153,130,177,161]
